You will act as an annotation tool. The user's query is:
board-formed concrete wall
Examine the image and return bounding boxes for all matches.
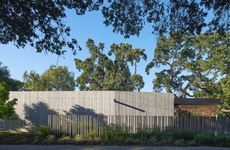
[0,91,174,131]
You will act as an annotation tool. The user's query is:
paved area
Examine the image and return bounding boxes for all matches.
[0,145,229,150]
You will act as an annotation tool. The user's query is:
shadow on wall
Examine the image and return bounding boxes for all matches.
[53,105,107,137]
[24,102,58,130]
[65,104,104,116]
[64,104,106,126]
[0,113,26,131]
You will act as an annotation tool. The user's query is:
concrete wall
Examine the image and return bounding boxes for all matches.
[0,91,174,131]
[114,91,174,116]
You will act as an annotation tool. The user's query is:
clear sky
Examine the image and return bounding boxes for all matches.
[0,10,160,92]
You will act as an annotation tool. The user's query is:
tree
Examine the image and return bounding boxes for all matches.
[102,0,229,37]
[0,81,17,120]
[22,71,44,91]
[23,65,75,91]
[0,62,23,91]
[75,38,110,91]
[41,65,75,91]
[1,1,229,54]
[75,39,146,91]
[146,32,229,98]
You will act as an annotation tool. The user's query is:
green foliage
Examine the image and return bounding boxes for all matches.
[163,129,195,141]
[0,1,87,55]
[104,126,113,141]
[23,65,75,91]
[39,126,50,138]
[149,126,162,141]
[58,135,70,144]
[0,1,228,56]
[75,134,83,141]
[173,139,185,146]
[0,62,23,91]
[75,39,146,91]
[135,127,149,141]
[43,134,56,144]
[146,32,230,99]
[0,81,17,120]
[193,131,218,145]
[88,129,95,140]
[102,1,228,38]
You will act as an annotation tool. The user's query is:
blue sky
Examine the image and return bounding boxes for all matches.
[0,10,160,92]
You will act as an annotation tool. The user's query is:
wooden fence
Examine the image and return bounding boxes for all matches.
[48,115,174,138]
[48,115,106,138]
[174,116,230,134]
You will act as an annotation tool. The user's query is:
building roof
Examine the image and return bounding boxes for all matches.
[174,98,221,107]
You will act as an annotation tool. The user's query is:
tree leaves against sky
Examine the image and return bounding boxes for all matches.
[0,61,23,91]
[23,65,75,91]
[75,38,146,91]
[0,0,229,54]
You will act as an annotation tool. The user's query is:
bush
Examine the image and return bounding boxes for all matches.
[149,126,162,141]
[219,135,230,147]
[135,126,149,141]
[173,139,185,146]
[193,131,218,145]
[75,134,83,141]
[88,129,95,140]
[39,126,50,138]
[167,129,195,140]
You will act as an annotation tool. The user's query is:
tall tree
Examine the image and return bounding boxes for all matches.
[103,0,230,37]
[75,39,146,91]
[1,1,229,54]
[41,65,75,91]
[23,65,75,91]
[22,71,44,91]
[0,62,23,91]
[146,32,229,98]
[192,32,230,116]
[75,38,110,91]
[0,81,17,120]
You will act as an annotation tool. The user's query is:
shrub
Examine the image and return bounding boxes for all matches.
[135,126,149,141]
[167,129,195,140]
[104,126,113,141]
[149,126,162,141]
[173,139,185,146]
[188,140,197,146]
[149,136,157,144]
[39,125,50,138]
[75,134,83,141]
[193,131,218,145]
[88,129,95,140]
[43,134,56,144]
[162,136,174,145]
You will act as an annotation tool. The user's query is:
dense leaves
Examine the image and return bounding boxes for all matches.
[102,0,229,37]
[146,32,230,115]
[23,65,75,91]
[0,81,17,120]
[146,32,230,98]
[0,62,23,91]
[75,39,146,91]
[0,1,229,54]
[0,0,104,55]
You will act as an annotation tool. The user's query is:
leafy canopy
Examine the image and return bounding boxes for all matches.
[23,65,75,91]
[0,81,17,120]
[146,32,230,98]
[75,38,146,91]
[0,62,23,91]
[0,1,229,54]
[146,32,230,115]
